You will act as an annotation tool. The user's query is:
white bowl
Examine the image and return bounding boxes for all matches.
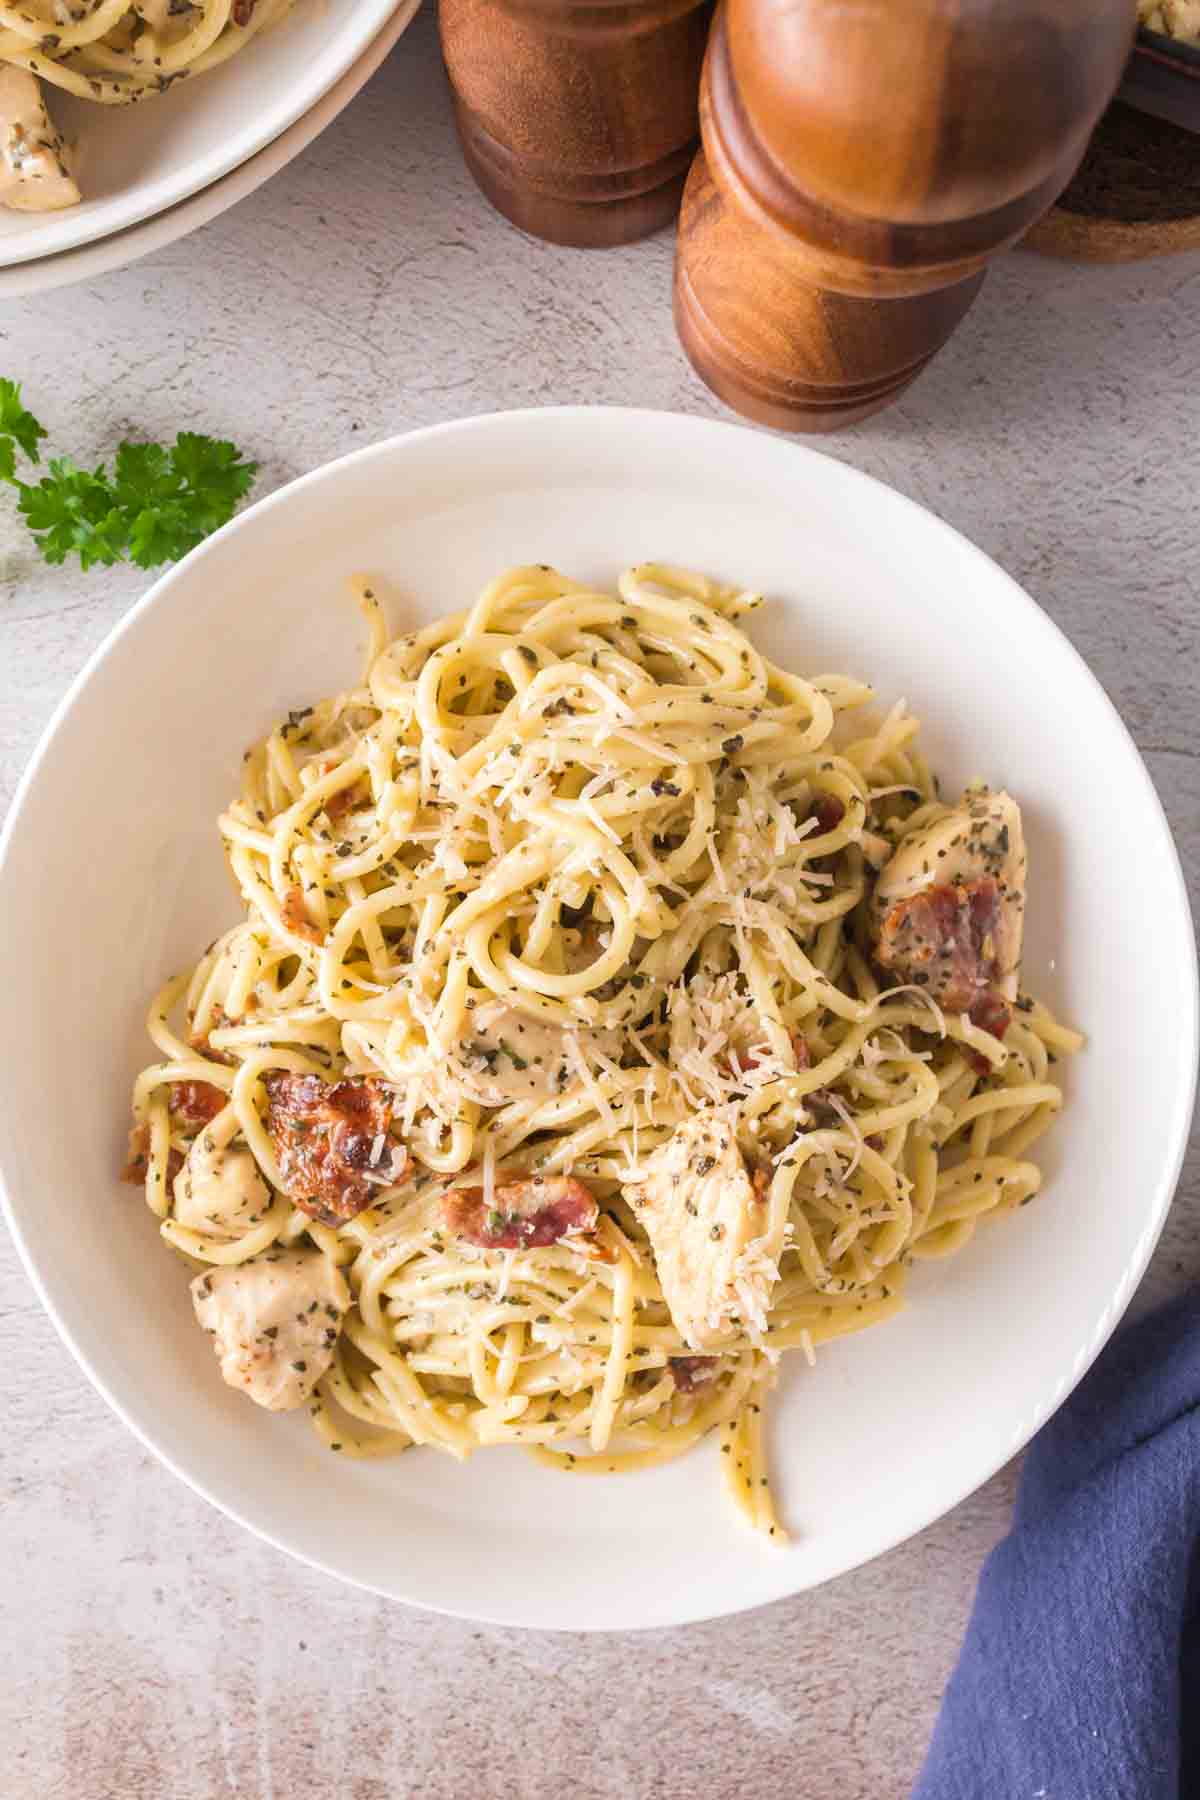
[0,2,420,297]
[0,0,412,268]
[1,408,1194,1631]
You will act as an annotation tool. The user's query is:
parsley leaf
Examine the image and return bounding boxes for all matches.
[17,459,128,570]
[0,379,257,571]
[0,378,47,467]
[117,434,257,568]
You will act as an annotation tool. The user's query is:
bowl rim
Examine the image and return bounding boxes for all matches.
[0,0,422,297]
[0,0,411,269]
[2,406,1196,1628]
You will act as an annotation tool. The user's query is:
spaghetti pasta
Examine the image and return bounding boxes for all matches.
[125,563,1081,1535]
[1,0,292,106]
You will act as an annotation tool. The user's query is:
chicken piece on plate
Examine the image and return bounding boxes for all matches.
[190,1250,349,1412]
[264,1073,406,1227]
[442,1175,598,1249]
[173,1135,270,1238]
[624,1111,778,1351]
[872,790,1026,1010]
[455,1001,623,1109]
[0,70,80,213]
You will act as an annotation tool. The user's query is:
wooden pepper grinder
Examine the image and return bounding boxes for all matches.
[440,0,714,248]
[674,0,1136,430]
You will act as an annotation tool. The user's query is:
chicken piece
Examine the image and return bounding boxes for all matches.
[455,1001,623,1109]
[190,1250,349,1412]
[872,789,1026,1006]
[0,70,80,213]
[173,1135,270,1237]
[442,1175,598,1249]
[624,1112,777,1351]
[264,1073,406,1227]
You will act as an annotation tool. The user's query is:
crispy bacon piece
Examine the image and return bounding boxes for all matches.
[965,989,1012,1076]
[169,1080,227,1128]
[324,785,363,826]
[804,1088,840,1127]
[969,989,1011,1038]
[264,1073,404,1226]
[812,795,845,835]
[189,1004,241,1065]
[726,1032,808,1081]
[669,1355,719,1394]
[314,759,367,827]
[442,1176,598,1250]
[121,1123,182,1186]
[281,885,322,944]
[876,877,1002,1012]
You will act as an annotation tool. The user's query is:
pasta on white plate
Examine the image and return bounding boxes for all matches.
[0,0,295,212]
[124,563,1081,1538]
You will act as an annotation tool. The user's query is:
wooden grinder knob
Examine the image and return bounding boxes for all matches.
[674,0,1136,430]
[440,0,715,248]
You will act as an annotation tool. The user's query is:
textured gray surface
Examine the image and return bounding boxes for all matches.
[1,11,1198,1797]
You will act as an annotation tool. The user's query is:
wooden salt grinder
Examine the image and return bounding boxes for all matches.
[439,1,714,248]
[674,0,1136,430]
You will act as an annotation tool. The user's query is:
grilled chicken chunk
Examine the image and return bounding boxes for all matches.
[442,1175,598,1249]
[173,1136,270,1238]
[0,70,80,213]
[873,790,1026,1007]
[190,1250,350,1412]
[456,1002,623,1109]
[624,1112,777,1351]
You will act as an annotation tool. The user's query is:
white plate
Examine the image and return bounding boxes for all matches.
[0,0,410,268]
[1,409,1195,1631]
[0,2,419,298]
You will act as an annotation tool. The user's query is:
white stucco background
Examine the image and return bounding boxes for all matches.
[1,12,1197,1796]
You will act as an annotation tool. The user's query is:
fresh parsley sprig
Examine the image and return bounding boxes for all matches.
[0,378,257,571]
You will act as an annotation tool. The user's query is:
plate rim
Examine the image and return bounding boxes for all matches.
[1,406,1196,1630]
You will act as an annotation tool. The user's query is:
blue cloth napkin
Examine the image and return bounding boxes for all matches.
[914,1287,1200,1800]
